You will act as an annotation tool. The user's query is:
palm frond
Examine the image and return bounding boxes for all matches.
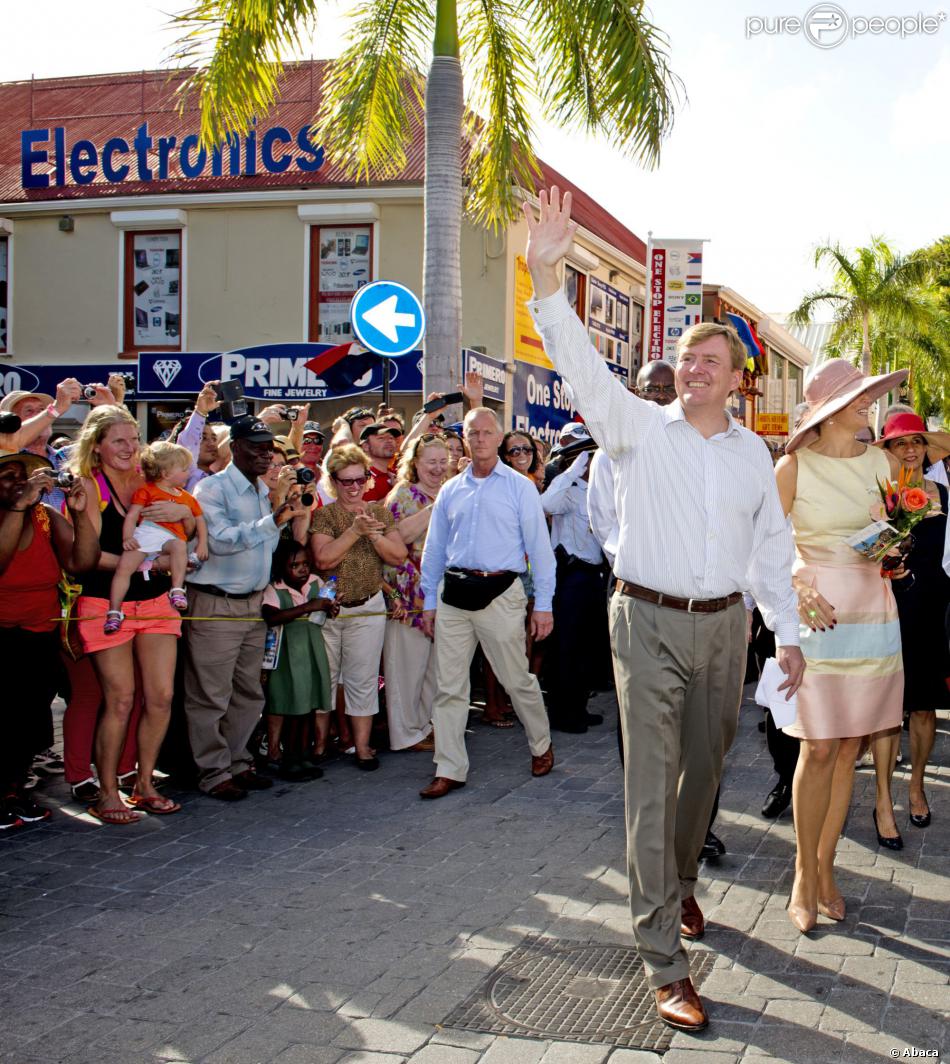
[169,0,322,147]
[787,289,846,328]
[460,0,540,230]
[310,0,431,182]
[527,0,682,168]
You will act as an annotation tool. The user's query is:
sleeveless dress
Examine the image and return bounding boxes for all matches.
[784,446,904,739]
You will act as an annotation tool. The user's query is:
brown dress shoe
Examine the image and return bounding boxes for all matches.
[531,744,555,777]
[419,776,465,800]
[680,896,705,940]
[654,977,708,1031]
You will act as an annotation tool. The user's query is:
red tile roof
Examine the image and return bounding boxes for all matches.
[0,62,645,264]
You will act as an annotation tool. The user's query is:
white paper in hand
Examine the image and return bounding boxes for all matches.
[754,657,798,728]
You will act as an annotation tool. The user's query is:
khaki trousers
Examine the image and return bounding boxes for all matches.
[322,592,386,717]
[610,593,746,989]
[384,619,437,749]
[183,588,266,792]
[432,578,551,781]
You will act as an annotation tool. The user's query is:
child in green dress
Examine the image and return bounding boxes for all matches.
[261,541,338,781]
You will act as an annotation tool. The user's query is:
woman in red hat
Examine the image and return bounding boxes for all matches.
[776,358,907,933]
[872,412,950,835]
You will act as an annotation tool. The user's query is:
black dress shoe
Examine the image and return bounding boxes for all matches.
[585,712,604,726]
[549,717,588,734]
[873,810,903,850]
[699,831,725,860]
[761,782,792,819]
[909,794,931,828]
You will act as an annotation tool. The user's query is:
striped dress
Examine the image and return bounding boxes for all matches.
[784,446,904,740]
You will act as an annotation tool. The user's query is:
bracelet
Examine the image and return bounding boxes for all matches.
[45,403,60,419]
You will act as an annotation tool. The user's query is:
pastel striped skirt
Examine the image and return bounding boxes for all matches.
[783,559,904,740]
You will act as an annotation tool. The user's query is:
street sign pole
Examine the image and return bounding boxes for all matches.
[350,281,426,415]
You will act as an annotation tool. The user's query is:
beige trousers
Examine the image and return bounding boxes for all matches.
[322,591,386,717]
[384,619,436,749]
[183,588,266,792]
[432,578,551,781]
[610,593,746,990]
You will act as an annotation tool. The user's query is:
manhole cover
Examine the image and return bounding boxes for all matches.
[442,935,713,1052]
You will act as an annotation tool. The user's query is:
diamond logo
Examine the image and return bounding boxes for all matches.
[154,359,182,388]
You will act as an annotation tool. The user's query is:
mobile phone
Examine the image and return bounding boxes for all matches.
[423,391,464,414]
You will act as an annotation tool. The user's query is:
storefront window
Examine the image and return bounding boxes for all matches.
[309,225,373,342]
[123,230,182,355]
[563,264,587,320]
[788,362,803,408]
[0,236,8,353]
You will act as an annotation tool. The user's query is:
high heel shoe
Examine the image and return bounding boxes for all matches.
[786,896,817,934]
[817,896,846,921]
[909,793,931,828]
[873,809,904,851]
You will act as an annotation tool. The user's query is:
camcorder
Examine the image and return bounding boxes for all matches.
[0,412,21,434]
[296,466,315,507]
[213,380,248,423]
[423,392,464,414]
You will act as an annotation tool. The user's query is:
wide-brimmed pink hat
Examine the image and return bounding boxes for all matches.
[784,359,908,454]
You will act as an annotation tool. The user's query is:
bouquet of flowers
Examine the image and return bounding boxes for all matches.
[847,466,933,567]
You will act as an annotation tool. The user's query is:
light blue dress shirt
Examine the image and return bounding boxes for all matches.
[421,459,556,612]
[190,462,280,594]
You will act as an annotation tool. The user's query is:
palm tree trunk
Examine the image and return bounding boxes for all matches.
[423,53,464,398]
[861,309,871,376]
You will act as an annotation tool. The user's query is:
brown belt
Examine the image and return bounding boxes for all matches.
[615,580,743,614]
[339,595,371,609]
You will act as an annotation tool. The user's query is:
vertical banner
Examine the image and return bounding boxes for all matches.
[513,255,553,368]
[588,277,630,382]
[647,238,706,363]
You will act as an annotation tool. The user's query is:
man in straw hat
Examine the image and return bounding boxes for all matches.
[522,187,804,1032]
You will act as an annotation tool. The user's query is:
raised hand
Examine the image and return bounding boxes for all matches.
[462,370,483,408]
[522,186,578,297]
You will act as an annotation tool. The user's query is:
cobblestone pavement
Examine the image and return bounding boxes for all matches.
[1,691,947,1064]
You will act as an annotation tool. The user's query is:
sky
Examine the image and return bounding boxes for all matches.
[6,0,949,316]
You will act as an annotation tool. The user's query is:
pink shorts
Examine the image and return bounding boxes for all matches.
[77,593,182,654]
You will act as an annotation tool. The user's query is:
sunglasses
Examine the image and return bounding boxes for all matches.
[334,474,368,488]
[505,445,533,457]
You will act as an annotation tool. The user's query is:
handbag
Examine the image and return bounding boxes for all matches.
[441,568,517,612]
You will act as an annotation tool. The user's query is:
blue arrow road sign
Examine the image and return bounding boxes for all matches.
[350,281,426,357]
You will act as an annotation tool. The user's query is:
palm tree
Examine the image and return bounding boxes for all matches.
[169,0,680,394]
[789,238,934,377]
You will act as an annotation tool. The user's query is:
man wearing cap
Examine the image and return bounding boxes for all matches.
[299,421,325,473]
[541,422,607,733]
[184,417,309,801]
[360,423,401,502]
[343,406,376,442]
[524,188,804,1032]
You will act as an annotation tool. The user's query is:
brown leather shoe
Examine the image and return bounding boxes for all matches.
[206,779,247,802]
[419,776,465,800]
[654,977,708,1031]
[680,896,705,940]
[531,743,555,777]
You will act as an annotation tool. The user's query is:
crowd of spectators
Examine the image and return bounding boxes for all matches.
[1,363,946,843]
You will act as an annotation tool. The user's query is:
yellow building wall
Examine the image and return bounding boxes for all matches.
[9,213,119,359]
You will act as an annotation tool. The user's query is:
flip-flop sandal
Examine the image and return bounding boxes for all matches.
[482,714,515,728]
[88,805,142,826]
[127,794,182,815]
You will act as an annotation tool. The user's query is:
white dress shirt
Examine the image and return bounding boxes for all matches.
[587,449,620,568]
[528,289,799,647]
[542,452,604,565]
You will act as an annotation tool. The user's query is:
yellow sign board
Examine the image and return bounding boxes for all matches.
[513,255,553,369]
[755,412,789,436]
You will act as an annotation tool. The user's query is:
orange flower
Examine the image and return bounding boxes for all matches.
[902,487,929,512]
